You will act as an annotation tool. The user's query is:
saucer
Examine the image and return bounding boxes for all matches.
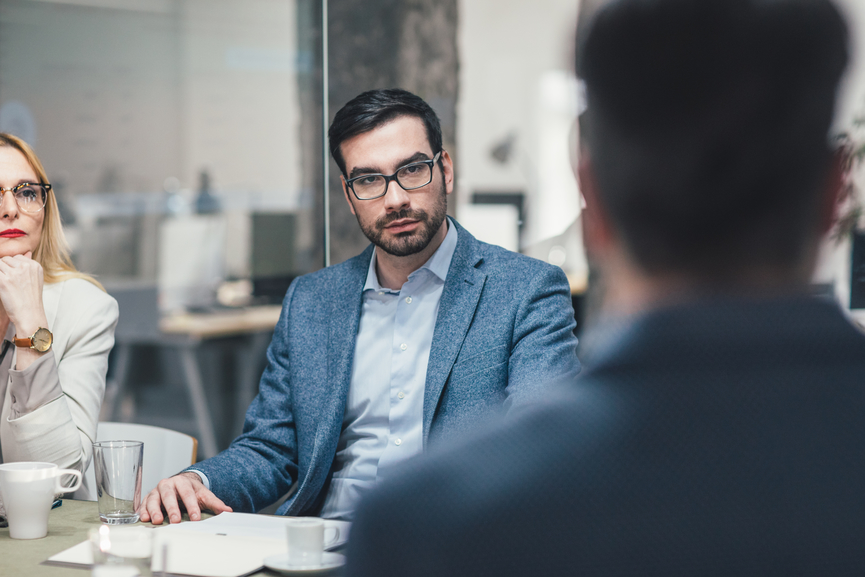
[263,552,345,575]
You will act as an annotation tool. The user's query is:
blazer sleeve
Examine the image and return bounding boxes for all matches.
[505,263,581,408]
[187,279,300,513]
[2,282,118,479]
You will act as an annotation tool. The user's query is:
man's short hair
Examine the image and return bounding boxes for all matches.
[329,88,444,176]
[577,0,849,278]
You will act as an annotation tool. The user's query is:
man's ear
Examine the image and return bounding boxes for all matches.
[819,147,847,237]
[341,176,357,216]
[578,150,615,260]
[440,150,455,196]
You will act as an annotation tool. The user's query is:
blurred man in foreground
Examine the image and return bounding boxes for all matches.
[346,1,863,575]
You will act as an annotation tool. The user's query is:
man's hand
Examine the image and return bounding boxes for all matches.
[138,471,233,525]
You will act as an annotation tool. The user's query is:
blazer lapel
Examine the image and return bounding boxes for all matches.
[42,282,62,330]
[422,224,486,444]
[319,246,373,440]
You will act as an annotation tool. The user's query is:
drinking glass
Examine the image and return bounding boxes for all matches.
[92,441,143,524]
[89,525,154,577]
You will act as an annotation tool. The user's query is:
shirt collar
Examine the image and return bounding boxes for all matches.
[363,217,459,292]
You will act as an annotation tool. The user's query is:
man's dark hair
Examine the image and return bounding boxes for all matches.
[577,0,849,279]
[329,88,444,176]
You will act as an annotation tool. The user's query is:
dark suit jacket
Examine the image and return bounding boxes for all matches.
[190,219,580,516]
[346,295,865,576]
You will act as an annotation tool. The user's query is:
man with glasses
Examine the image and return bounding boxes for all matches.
[140,88,581,523]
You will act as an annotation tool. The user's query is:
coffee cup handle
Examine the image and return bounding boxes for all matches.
[325,526,341,547]
[54,469,83,494]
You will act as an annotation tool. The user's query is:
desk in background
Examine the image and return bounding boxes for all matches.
[104,280,282,460]
[158,306,282,459]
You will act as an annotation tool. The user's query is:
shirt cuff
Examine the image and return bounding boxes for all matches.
[186,469,211,491]
[8,353,62,419]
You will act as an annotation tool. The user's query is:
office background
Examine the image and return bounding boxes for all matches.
[0,0,863,454]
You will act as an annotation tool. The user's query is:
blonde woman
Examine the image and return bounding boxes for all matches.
[0,133,117,500]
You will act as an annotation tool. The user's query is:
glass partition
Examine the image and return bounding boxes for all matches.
[0,0,323,311]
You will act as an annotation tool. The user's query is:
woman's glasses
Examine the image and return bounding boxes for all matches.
[0,183,50,214]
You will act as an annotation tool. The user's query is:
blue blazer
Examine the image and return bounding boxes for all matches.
[346,296,865,576]
[192,220,580,516]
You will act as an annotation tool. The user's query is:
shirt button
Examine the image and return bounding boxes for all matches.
[405,297,412,304]
[378,291,384,296]
[395,438,402,446]
[398,391,405,399]
[400,343,407,351]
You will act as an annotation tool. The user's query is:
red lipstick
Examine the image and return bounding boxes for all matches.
[0,229,25,238]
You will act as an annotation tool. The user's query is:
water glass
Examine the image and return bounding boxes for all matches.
[89,525,154,577]
[92,441,143,524]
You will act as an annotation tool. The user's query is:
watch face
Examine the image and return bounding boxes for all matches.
[32,328,52,352]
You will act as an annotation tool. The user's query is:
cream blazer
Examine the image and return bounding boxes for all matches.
[0,278,118,497]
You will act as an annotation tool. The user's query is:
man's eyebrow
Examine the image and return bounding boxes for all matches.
[348,165,380,179]
[348,151,432,179]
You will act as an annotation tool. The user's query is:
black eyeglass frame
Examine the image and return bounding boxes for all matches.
[0,183,51,214]
[344,151,443,201]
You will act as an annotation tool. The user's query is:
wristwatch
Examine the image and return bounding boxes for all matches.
[13,327,53,352]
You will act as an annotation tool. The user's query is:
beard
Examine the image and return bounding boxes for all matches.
[356,181,448,257]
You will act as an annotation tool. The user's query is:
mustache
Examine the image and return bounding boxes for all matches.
[376,209,428,229]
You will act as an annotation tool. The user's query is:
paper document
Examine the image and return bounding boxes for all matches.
[47,530,284,577]
[160,512,351,550]
[46,514,351,577]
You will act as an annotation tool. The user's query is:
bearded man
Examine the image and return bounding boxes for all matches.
[139,88,581,522]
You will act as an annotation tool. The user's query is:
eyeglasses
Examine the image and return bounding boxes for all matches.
[345,151,442,200]
[0,183,50,214]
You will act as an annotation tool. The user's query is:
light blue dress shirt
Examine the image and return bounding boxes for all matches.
[192,222,459,520]
[319,221,458,519]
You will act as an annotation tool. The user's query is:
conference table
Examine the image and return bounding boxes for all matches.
[0,499,339,576]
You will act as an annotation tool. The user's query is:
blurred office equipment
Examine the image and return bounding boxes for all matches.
[101,281,162,425]
[195,169,221,215]
[159,215,227,313]
[103,280,280,460]
[251,212,297,304]
[457,204,520,253]
[80,422,197,502]
[72,220,140,278]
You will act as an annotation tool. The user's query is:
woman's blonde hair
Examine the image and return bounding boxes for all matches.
[0,133,103,290]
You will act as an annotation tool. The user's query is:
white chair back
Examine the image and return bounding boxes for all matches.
[79,422,198,502]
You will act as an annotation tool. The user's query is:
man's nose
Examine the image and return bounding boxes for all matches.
[382,178,410,212]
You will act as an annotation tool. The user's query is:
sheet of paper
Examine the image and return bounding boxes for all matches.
[47,530,285,577]
[160,512,351,550]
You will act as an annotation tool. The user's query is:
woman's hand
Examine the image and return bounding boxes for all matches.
[0,251,48,343]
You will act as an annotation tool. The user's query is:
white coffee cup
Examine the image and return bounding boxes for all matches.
[0,461,82,539]
[285,518,340,568]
